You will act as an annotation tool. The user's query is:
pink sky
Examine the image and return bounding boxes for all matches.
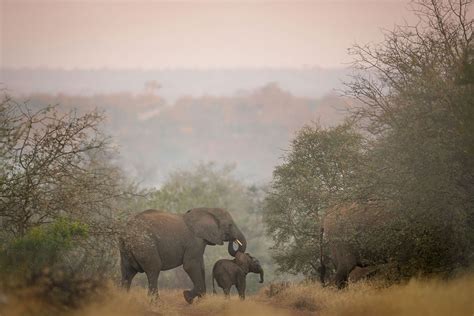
[1,0,415,69]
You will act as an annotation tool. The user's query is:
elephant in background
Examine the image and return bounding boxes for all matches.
[212,251,264,299]
[348,262,401,283]
[119,208,246,303]
[322,203,390,289]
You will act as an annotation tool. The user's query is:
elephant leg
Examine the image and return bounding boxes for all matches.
[335,266,353,289]
[236,278,246,300]
[130,240,162,298]
[183,256,206,304]
[332,243,357,289]
[121,268,137,291]
[223,287,230,298]
[200,259,206,292]
[120,250,138,291]
[145,269,161,297]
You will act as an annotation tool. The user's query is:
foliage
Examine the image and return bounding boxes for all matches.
[0,218,88,281]
[0,219,111,310]
[263,122,365,276]
[148,162,252,214]
[264,0,474,280]
[0,94,142,279]
[0,94,133,238]
[0,95,145,311]
[345,0,474,275]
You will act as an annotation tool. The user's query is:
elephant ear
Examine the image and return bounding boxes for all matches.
[183,208,224,245]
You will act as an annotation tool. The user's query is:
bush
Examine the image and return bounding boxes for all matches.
[0,218,88,282]
[0,219,106,309]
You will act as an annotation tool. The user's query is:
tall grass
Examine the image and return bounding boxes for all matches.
[2,275,473,315]
[75,286,302,316]
[259,275,474,316]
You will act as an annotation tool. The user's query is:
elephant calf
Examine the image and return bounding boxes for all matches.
[212,252,264,300]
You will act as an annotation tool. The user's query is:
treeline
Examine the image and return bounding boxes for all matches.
[2,67,349,100]
[21,84,347,185]
[264,0,474,281]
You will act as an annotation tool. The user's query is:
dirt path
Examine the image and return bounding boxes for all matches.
[145,291,316,316]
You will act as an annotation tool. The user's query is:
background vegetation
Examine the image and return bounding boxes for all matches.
[264,0,474,281]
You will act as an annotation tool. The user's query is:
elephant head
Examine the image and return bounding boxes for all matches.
[183,208,247,257]
[250,256,264,283]
[234,252,264,282]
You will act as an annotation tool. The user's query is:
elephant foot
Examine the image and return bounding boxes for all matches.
[183,290,194,304]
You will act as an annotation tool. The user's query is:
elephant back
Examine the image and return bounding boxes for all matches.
[323,203,385,240]
[125,209,193,245]
[323,202,392,265]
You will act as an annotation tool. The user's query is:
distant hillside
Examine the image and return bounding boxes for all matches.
[22,84,351,186]
[1,68,350,102]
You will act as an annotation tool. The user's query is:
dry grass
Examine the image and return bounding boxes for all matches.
[74,286,306,316]
[2,275,473,315]
[258,275,474,316]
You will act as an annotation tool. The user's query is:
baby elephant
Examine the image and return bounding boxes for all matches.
[212,252,264,300]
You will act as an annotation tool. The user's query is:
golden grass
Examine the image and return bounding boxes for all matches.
[259,275,474,316]
[74,286,306,316]
[2,275,473,315]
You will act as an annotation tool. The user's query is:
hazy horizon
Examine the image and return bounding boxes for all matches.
[1,0,418,185]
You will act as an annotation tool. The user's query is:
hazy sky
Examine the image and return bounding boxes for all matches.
[1,0,415,69]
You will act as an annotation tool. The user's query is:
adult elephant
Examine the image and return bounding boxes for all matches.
[323,203,389,289]
[119,208,246,303]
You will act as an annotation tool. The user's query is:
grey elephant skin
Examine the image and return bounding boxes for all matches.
[323,203,390,289]
[212,252,263,300]
[119,208,247,303]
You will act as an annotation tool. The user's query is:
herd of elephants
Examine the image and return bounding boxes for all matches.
[119,207,359,303]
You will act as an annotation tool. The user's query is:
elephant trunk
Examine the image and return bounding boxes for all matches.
[259,267,264,283]
[228,226,246,257]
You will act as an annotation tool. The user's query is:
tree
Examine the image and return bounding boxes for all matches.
[0,94,139,282]
[0,95,132,237]
[345,0,474,275]
[263,122,365,277]
[0,94,146,310]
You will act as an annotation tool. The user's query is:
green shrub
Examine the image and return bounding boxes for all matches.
[0,219,107,310]
[0,218,88,283]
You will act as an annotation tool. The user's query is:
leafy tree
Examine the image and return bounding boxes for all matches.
[0,218,88,282]
[0,218,109,308]
[345,0,474,275]
[263,122,365,277]
[264,0,473,280]
[0,94,140,288]
[0,95,132,239]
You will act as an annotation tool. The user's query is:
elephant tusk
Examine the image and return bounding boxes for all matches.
[235,239,243,246]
